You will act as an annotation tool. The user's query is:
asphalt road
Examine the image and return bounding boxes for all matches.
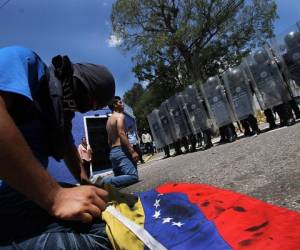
[123,122,300,212]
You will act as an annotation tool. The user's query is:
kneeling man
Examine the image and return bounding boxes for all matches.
[104,96,139,187]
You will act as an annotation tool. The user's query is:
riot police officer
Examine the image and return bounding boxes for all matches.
[282,31,300,119]
[249,49,295,127]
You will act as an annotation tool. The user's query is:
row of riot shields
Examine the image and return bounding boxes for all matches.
[147,85,215,149]
[212,45,296,119]
[148,21,300,149]
[200,69,258,127]
[148,72,258,150]
[148,58,294,149]
[241,21,300,110]
[148,74,255,150]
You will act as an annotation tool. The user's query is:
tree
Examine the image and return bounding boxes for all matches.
[112,0,277,83]
[123,83,145,107]
[112,0,278,127]
[123,82,168,130]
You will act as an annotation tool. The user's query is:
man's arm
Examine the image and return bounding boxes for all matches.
[0,92,108,223]
[106,120,113,147]
[117,114,139,162]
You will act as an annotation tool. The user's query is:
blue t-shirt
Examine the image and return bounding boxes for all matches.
[0,46,50,189]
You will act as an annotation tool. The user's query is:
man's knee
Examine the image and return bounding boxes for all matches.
[126,174,139,186]
[131,173,139,182]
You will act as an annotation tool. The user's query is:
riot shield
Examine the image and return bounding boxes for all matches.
[271,22,300,97]
[147,109,167,149]
[222,66,255,120]
[165,95,191,140]
[243,46,291,110]
[176,85,212,134]
[200,76,236,128]
[158,101,176,145]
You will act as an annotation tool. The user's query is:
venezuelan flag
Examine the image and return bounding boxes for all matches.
[102,183,300,250]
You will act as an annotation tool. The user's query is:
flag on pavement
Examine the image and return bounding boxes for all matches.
[102,183,300,250]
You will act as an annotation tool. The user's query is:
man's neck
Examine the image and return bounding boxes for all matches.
[113,109,123,114]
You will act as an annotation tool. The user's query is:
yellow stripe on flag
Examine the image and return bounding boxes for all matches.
[102,184,145,250]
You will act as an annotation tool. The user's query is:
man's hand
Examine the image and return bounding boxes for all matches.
[131,151,139,162]
[49,186,109,223]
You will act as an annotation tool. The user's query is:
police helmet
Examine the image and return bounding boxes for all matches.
[284,31,300,50]
[253,49,269,64]
[228,68,242,81]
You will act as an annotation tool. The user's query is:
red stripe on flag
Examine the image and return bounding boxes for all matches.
[157,183,300,250]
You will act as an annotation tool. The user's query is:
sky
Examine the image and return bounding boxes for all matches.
[0,0,300,97]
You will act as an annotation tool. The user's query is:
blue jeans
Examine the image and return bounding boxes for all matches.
[0,185,111,250]
[103,147,138,187]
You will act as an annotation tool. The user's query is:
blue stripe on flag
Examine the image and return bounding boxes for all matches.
[139,189,232,250]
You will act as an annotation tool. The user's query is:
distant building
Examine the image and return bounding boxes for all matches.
[47,104,136,184]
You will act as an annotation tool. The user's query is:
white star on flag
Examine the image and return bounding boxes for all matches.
[154,199,161,208]
[162,217,173,224]
[172,222,184,227]
[153,210,161,219]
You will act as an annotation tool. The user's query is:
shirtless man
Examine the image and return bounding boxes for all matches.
[103,96,139,187]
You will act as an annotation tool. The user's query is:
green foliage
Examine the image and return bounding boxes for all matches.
[112,0,278,128]
[123,83,145,107]
[124,82,173,130]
